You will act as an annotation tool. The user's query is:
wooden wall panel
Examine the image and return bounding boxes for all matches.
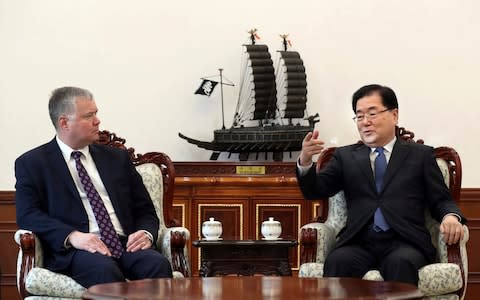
[197,202,245,240]
[460,189,480,299]
[255,202,302,269]
[0,191,20,300]
[2,171,480,299]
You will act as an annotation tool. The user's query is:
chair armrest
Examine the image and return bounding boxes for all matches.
[436,225,469,299]
[157,227,191,277]
[418,263,462,296]
[14,230,36,299]
[300,222,336,264]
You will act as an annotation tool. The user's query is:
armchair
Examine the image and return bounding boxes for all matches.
[299,127,469,300]
[14,130,191,299]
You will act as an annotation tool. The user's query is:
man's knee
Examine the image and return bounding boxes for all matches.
[123,250,173,279]
[70,253,124,287]
[381,248,427,285]
[147,252,173,278]
[324,248,370,278]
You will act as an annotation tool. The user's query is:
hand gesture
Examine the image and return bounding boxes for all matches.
[299,130,325,166]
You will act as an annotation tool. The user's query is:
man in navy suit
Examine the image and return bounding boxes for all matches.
[296,84,465,284]
[15,87,172,288]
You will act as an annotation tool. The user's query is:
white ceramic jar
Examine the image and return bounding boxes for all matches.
[202,217,222,240]
[261,217,282,240]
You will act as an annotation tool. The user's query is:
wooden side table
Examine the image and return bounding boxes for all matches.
[192,239,298,277]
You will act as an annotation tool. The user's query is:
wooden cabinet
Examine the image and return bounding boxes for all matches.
[173,161,325,276]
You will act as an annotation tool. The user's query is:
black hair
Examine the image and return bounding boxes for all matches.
[352,84,398,112]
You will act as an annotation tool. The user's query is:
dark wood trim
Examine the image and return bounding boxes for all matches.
[0,191,15,202]
[3,187,480,300]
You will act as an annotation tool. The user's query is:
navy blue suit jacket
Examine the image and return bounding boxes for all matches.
[297,139,465,262]
[15,138,159,272]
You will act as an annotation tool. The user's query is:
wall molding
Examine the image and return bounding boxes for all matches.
[3,188,480,300]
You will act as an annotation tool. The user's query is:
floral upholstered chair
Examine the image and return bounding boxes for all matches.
[298,127,469,300]
[14,130,191,299]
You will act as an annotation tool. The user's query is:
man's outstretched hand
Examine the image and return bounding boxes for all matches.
[299,130,325,166]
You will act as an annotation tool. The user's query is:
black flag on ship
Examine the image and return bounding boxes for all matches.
[194,79,218,96]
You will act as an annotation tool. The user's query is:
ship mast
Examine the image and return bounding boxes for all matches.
[219,68,225,129]
[280,33,289,51]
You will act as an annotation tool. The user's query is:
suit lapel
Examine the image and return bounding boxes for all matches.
[352,144,376,191]
[382,139,410,192]
[46,139,82,203]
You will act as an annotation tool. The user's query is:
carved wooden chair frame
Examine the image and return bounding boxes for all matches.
[17,130,189,299]
[300,126,465,298]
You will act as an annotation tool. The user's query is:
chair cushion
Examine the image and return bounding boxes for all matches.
[362,270,383,281]
[299,262,462,298]
[418,263,462,296]
[25,267,85,299]
[298,262,324,277]
[423,295,459,300]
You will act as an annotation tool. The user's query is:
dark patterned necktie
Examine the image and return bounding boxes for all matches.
[373,147,390,232]
[72,151,124,258]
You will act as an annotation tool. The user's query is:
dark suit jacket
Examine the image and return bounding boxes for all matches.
[297,139,465,262]
[15,138,159,272]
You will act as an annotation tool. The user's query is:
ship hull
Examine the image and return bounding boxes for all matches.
[178,124,313,161]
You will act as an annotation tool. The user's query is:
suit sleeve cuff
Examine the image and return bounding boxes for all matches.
[443,213,461,223]
[297,158,313,176]
[142,230,154,243]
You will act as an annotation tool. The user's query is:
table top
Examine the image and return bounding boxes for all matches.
[82,276,423,300]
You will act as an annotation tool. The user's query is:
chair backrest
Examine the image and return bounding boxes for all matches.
[96,130,180,228]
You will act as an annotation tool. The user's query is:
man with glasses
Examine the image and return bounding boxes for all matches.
[296,84,465,284]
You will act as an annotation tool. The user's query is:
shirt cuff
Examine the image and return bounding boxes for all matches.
[297,158,313,177]
[142,230,154,243]
[443,213,461,223]
[64,232,74,249]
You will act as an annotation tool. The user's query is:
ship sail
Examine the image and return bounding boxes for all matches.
[178,30,319,161]
[233,44,277,127]
[275,50,308,121]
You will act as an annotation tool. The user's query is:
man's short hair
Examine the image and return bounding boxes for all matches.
[48,87,93,129]
[352,84,398,112]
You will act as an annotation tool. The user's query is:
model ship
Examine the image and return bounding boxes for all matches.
[179,30,319,161]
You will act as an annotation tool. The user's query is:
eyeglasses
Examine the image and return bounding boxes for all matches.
[352,108,391,123]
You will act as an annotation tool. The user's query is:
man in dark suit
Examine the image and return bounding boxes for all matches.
[15,86,172,288]
[296,84,465,284]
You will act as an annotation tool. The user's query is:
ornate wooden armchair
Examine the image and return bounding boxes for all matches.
[14,130,190,299]
[298,127,469,300]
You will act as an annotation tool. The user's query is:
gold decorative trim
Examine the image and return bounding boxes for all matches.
[197,203,244,271]
[255,203,301,270]
[173,203,186,227]
[197,204,244,239]
[313,202,321,219]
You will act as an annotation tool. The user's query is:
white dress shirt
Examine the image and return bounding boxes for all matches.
[56,136,126,237]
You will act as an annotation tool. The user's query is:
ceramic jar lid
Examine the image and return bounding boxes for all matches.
[261,217,282,240]
[202,217,222,240]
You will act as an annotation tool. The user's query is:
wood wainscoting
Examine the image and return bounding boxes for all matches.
[1,161,480,299]
[173,161,326,277]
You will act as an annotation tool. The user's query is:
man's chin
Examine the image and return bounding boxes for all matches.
[361,135,376,146]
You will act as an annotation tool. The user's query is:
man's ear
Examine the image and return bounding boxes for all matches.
[392,109,399,124]
[58,115,69,130]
